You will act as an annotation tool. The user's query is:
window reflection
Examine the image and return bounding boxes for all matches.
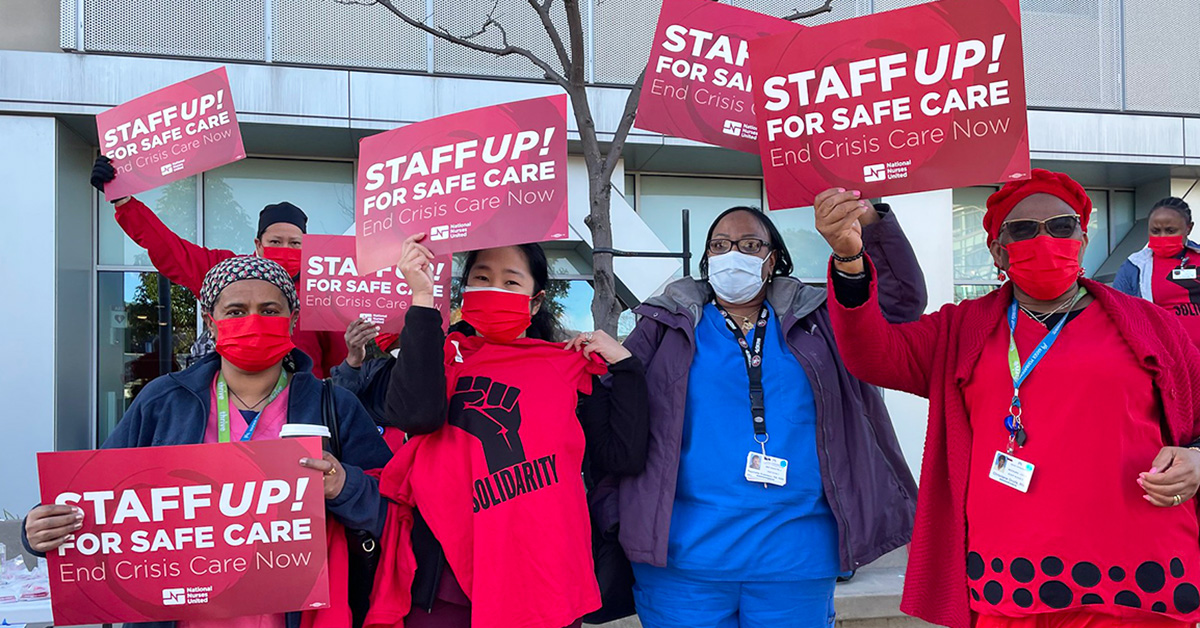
[97,271,196,443]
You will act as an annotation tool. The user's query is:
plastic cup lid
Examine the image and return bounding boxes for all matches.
[279,424,332,439]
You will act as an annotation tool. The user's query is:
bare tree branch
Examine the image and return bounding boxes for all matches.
[783,0,833,21]
[527,0,573,77]
[338,0,571,89]
[601,67,645,183]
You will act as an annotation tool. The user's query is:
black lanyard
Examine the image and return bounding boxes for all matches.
[715,304,770,444]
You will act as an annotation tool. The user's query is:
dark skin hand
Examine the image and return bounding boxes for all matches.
[24,504,83,553]
[344,318,380,369]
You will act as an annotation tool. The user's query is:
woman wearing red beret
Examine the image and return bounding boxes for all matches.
[820,169,1200,628]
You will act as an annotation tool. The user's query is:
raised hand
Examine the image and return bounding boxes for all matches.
[448,376,525,473]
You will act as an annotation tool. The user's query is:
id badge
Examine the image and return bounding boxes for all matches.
[989,450,1035,493]
[745,452,788,486]
[1173,268,1197,280]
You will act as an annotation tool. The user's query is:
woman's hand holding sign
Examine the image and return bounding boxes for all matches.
[300,452,347,500]
[398,233,437,308]
[25,504,83,553]
[815,188,869,274]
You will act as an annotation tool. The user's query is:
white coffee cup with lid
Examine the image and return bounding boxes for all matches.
[279,424,332,450]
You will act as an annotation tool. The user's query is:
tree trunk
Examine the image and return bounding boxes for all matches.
[585,168,621,336]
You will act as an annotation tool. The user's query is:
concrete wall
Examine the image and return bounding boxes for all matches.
[0,115,59,512]
[0,1,59,52]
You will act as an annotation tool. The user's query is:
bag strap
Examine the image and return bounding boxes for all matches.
[322,378,342,459]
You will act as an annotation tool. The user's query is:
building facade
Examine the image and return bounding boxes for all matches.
[2,0,1199,514]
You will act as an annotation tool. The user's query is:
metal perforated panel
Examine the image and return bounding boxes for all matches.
[274,0,425,71]
[872,0,936,11]
[1123,0,1200,115]
[61,0,76,49]
[83,0,265,61]
[593,0,868,86]
[431,0,573,80]
[593,0,660,84]
[1020,0,1121,110]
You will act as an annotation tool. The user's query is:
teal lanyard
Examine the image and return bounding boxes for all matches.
[1003,287,1086,453]
[216,371,288,443]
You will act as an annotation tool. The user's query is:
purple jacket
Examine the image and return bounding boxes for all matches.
[606,210,925,572]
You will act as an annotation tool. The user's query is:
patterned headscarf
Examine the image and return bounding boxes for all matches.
[199,256,299,313]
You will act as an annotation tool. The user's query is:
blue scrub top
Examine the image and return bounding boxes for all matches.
[667,303,840,580]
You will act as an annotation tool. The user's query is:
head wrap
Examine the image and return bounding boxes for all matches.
[257,202,308,239]
[199,256,299,313]
[983,169,1092,242]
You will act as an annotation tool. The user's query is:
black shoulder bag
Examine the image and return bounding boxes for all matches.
[322,379,381,628]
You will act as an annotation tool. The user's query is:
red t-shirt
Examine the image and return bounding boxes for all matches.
[1150,250,1200,347]
[964,305,1200,621]
[406,333,606,628]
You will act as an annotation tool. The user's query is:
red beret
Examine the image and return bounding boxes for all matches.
[982,169,1092,242]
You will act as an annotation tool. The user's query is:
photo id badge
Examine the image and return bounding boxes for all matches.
[989,450,1035,493]
[1173,268,1197,280]
[745,452,788,486]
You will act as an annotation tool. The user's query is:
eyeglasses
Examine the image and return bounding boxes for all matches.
[1000,214,1081,241]
[707,238,768,255]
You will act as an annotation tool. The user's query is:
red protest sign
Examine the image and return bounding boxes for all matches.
[38,439,328,626]
[299,234,451,333]
[750,0,1030,208]
[636,0,799,154]
[355,95,569,273]
[97,67,246,202]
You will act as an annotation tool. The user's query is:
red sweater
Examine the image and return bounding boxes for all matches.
[827,262,1200,628]
[115,197,347,378]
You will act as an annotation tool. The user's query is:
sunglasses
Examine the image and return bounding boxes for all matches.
[1000,214,1081,241]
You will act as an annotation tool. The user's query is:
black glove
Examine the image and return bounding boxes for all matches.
[90,156,116,193]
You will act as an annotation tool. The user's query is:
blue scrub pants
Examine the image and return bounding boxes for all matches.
[632,564,837,628]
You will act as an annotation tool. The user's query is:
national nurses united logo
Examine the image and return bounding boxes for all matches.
[449,376,561,514]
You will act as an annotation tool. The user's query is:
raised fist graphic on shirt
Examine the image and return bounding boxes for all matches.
[449,376,526,473]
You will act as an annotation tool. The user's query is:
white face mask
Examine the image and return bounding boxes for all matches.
[707,251,769,304]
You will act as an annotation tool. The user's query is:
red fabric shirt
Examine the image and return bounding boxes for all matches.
[404,333,605,628]
[115,197,346,378]
[964,305,1200,620]
[826,269,1200,628]
[1150,250,1200,347]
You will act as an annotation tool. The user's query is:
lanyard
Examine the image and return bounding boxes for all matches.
[1003,287,1086,453]
[715,304,771,450]
[216,371,288,443]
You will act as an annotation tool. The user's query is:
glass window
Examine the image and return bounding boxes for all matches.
[204,158,355,254]
[761,186,836,281]
[98,177,198,266]
[1082,190,1108,277]
[1111,191,1135,246]
[639,176,762,277]
[97,271,197,442]
[548,280,596,334]
[624,174,636,207]
[953,187,999,302]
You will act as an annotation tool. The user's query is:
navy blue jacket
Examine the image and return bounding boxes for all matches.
[40,350,392,628]
[330,356,395,427]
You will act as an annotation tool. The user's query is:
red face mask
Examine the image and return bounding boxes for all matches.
[1003,237,1083,301]
[460,287,533,344]
[262,246,302,277]
[1148,235,1185,258]
[212,314,296,372]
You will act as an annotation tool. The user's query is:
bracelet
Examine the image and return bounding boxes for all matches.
[834,269,868,280]
[831,247,865,264]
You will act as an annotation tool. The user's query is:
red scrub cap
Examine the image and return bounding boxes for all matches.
[983,169,1092,242]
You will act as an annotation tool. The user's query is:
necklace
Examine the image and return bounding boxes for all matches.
[229,387,274,410]
[1018,295,1075,325]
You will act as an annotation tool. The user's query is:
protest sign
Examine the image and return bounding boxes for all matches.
[299,234,451,333]
[38,439,328,625]
[750,0,1029,208]
[636,0,799,153]
[355,95,569,273]
[96,67,246,202]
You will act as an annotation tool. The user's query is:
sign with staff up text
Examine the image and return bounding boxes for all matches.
[37,439,329,626]
[749,0,1030,208]
[636,0,799,154]
[299,234,452,333]
[96,67,246,202]
[355,95,569,273]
